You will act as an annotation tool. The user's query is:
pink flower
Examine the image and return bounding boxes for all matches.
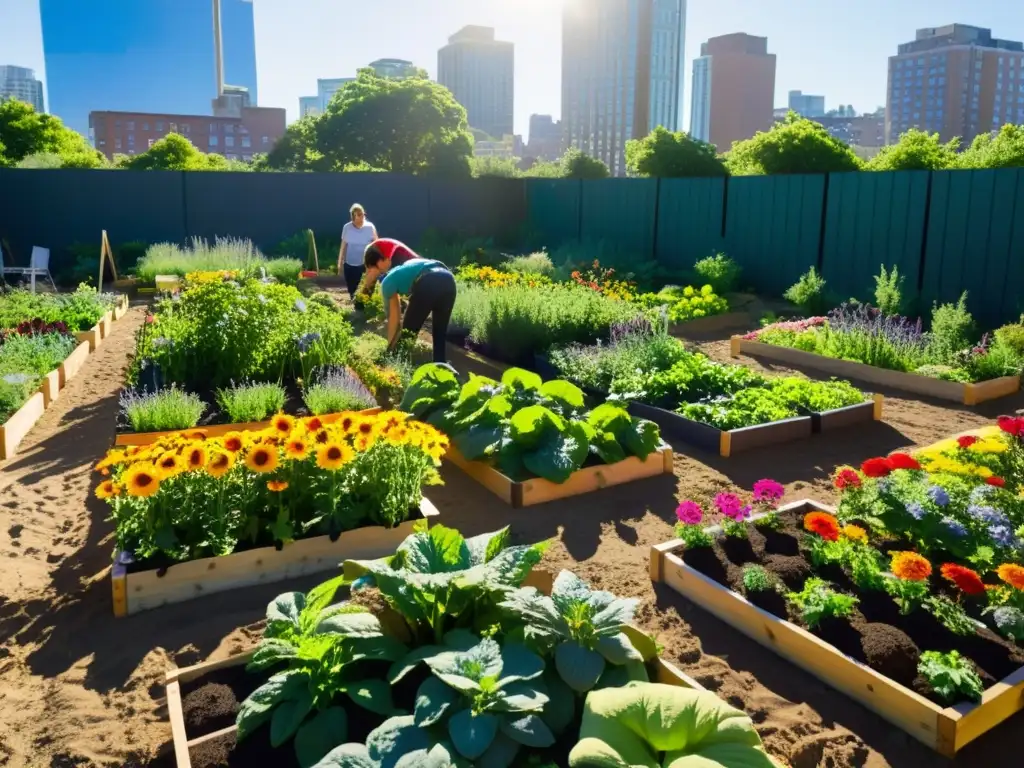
[714,493,751,522]
[676,500,704,526]
[752,479,785,506]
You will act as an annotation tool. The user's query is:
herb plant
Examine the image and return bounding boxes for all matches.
[693,253,741,294]
[119,386,206,432]
[917,650,984,703]
[784,267,829,315]
[303,367,377,415]
[874,264,905,316]
[786,578,858,629]
[925,595,978,637]
[216,381,287,423]
[742,565,776,594]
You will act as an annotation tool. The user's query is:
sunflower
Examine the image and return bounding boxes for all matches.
[271,414,296,435]
[267,480,289,492]
[313,428,330,445]
[384,426,410,445]
[222,432,246,453]
[997,563,1024,591]
[354,417,378,439]
[185,444,209,471]
[305,416,324,432]
[284,437,311,460]
[245,445,280,473]
[890,551,932,581]
[95,480,119,500]
[353,434,373,453]
[206,451,235,478]
[95,450,127,472]
[317,441,354,471]
[155,451,184,478]
[336,414,356,434]
[123,463,161,497]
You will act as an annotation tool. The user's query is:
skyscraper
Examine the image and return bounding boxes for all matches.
[369,59,419,78]
[689,33,776,151]
[437,26,514,139]
[0,66,45,113]
[788,90,826,117]
[561,0,687,176]
[887,24,1024,145]
[40,0,258,137]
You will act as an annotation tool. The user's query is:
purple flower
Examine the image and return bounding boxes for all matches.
[676,501,704,526]
[990,524,1016,549]
[927,485,949,507]
[877,478,891,495]
[905,502,927,521]
[969,504,1009,528]
[752,479,785,506]
[970,485,994,503]
[942,517,967,538]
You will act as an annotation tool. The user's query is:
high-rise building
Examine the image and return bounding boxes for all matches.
[887,24,1024,145]
[438,26,514,139]
[0,66,45,113]
[369,59,419,78]
[788,90,826,117]
[40,0,258,137]
[527,114,563,161]
[689,33,776,151]
[298,96,321,119]
[562,0,687,176]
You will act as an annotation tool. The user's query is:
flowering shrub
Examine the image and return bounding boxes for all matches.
[184,270,240,285]
[455,264,551,289]
[675,479,784,543]
[568,260,639,302]
[96,410,446,565]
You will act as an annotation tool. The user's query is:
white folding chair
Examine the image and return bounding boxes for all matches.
[1,246,57,292]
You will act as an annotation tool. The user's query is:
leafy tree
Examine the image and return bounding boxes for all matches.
[0,97,105,168]
[521,158,565,178]
[470,155,521,178]
[562,147,610,179]
[866,128,959,171]
[725,112,863,175]
[116,133,241,171]
[624,126,728,177]
[315,68,473,174]
[257,115,325,172]
[958,124,1024,169]
[17,152,64,169]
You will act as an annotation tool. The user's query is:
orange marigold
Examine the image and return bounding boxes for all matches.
[997,563,1024,591]
[803,511,840,542]
[890,551,932,581]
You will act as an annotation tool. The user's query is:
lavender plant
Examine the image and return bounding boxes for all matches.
[215,381,287,423]
[120,386,206,433]
[302,366,377,415]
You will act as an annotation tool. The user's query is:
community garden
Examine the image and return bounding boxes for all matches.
[2,236,1024,768]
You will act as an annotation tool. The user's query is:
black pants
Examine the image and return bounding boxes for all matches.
[403,269,456,363]
[343,263,364,299]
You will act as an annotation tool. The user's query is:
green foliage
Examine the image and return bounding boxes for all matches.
[135,238,296,283]
[925,596,978,637]
[0,284,117,332]
[993,322,1024,358]
[624,126,728,178]
[873,265,905,316]
[725,113,863,175]
[741,565,776,595]
[654,284,729,324]
[957,124,1024,169]
[302,367,377,416]
[786,577,858,629]
[562,147,610,179]
[0,372,38,422]
[503,252,555,278]
[784,267,829,315]
[866,129,959,171]
[986,605,1024,643]
[216,381,287,423]
[0,331,77,420]
[693,253,741,294]
[470,155,522,178]
[116,133,236,171]
[928,292,975,362]
[765,377,866,412]
[120,387,206,433]
[680,387,798,431]
[0,97,106,168]
[884,575,930,615]
[260,116,327,172]
[917,650,984,703]
[568,683,774,768]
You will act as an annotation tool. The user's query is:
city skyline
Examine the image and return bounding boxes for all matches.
[2,0,1023,141]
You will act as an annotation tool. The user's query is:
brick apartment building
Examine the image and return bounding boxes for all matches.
[88,106,286,162]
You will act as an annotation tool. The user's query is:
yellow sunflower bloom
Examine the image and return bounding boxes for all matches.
[353,434,372,453]
[123,463,161,497]
[271,414,296,435]
[335,413,357,435]
[245,445,280,473]
[185,444,209,471]
[284,437,311,460]
[221,431,247,453]
[95,480,119,500]
[317,441,354,471]
[304,416,325,432]
[155,452,184,478]
[206,451,235,478]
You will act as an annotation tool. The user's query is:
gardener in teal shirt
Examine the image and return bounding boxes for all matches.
[360,238,457,363]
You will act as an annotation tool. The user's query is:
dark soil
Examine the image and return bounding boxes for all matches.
[190,727,301,768]
[860,623,919,687]
[746,588,788,617]
[180,665,268,738]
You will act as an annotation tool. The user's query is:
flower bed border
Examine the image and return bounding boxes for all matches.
[444,444,674,508]
[731,337,1021,406]
[649,498,1024,757]
[668,310,752,338]
[162,568,705,768]
[111,497,438,617]
[114,407,383,447]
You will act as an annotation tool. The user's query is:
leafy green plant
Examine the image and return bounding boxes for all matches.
[993,322,1024,358]
[0,373,39,421]
[216,381,287,423]
[303,367,376,415]
[784,267,829,316]
[765,377,866,412]
[0,284,116,332]
[928,292,975,362]
[917,650,984,703]
[925,595,978,637]
[568,683,774,767]
[847,546,887,591]
[135,237,271,282]
[873,265,905,316]
[741,565,776,595]
[884,575,930,615]
[786,578,858,629]
[504,252,555,278]
[986,605,1024,643]
[679,387,799,431]
[119,387,206,432]
[693,253,741,294]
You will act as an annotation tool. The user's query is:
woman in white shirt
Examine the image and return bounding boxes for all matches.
[338,203,378,298]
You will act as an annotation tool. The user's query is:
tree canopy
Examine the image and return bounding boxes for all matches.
[725,112,863,175]
[562,147,610,179]
[116,133,247,171]
[865,128,959,171]
[957,124,1024,169]
[625,126,728,177]
[0,98,105,168]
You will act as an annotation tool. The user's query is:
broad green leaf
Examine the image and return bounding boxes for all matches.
[522,421,590,483]
[295,706,348,768]
[586,403,632,435]
[449,710,499,760]
[414,675,459,727]
[476,732,520,768]
[270,688,314,747]
[341,678,400,716]
[595,660,649,690]
[389,644,446,685]
[501,367,542,392]
[590,431,626,465]
[464,527,510,565]
[434,672,483,695]
[315,611,382,638]
[237,669,305,738]
[556,641,606,692]
[453,424,504,461]
[248,638,299,671]
[303,575,347,619]
[499,714,555,748]
[267,592,306,627]
[498,588,567,636]
[494,680,550,713]
[539,671,575,735]
[398,526,471,574]
[509,405,564,450]
[457,374,500,403]
[367,715,433,768]
[400,364,460,416]
[621,418,661,460]
[395,744,461,768]
[496,643,545,686]
[443,628,482,651]
[595,633,644,665]
[349,634,408,664]
[623,626,660,662]
[592,597,640,632]
[309,742,373,768]
[496,440,527,480]
[539,379,585,411]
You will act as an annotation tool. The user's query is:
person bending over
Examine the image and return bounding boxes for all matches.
[361,238,456,363]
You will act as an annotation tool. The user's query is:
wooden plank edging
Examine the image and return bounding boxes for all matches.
[649,498,1024,756]
[75,324,102,352]
[0,391,45,460]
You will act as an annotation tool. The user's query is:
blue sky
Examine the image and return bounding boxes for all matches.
[3,0,1023,138]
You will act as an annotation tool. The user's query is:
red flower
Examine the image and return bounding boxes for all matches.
[986,476,1006,488]
[940,563,987,596]
[145,314,156,324]
[804,512,841,542]
[861,457,894,478]
[957,435,979,449]
[887,453,922,471]
[833,468,862,491]
[998,416,1024,437]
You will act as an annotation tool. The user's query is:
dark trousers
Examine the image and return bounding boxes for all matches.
[343,263,364,299]
[403,269,457,363]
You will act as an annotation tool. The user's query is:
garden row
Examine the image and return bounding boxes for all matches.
[0,285,127,459]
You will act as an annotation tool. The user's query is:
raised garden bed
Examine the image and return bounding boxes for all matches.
[669,309,753,338]
[650,499,1024,757]
[445,442,673,508]
[163,569,705,768]
[111,497,438,617]
[732,337,1021,406]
